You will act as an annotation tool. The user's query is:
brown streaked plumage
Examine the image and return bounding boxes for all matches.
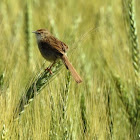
[32,29,82,83]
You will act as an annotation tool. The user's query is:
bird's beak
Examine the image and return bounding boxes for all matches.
[32,31,37,34]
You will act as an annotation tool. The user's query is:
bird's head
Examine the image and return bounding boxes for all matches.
[32,29,51,42]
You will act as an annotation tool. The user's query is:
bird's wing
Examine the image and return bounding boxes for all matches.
[45,35,68,54]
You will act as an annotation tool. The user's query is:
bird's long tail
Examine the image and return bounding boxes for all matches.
[62,55,82,83]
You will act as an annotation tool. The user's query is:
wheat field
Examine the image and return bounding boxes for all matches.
[0,0,140,140]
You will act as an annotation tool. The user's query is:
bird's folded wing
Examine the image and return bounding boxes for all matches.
[45,35,68,54]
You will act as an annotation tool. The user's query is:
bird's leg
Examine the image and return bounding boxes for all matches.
[45,62,55,74]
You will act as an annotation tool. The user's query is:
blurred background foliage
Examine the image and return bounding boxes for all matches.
[0,0,140,139]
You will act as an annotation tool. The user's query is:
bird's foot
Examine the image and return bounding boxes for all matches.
[45,67,53,74]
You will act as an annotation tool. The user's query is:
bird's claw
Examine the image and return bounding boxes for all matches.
[45,67,52,74]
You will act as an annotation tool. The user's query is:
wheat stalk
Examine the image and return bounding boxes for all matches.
[25,0,33,64]
[100,50,138,138]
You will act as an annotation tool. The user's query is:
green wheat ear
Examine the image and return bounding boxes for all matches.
[99,48,139,139]
[80,93,88,135]
[61,72,71,139]
[13,60,63,120]
[128,0,140,134]
[49,91,57,140]
[128,0,140,80]
[49,72,71,139]
[0,72,5,89]
[1,124,6,140]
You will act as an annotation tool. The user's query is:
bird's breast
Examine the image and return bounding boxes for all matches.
[38,44,58,62]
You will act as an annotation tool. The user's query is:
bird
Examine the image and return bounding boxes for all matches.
[32,29,82,83]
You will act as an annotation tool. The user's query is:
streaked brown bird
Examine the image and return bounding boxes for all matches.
[32,29,82,83]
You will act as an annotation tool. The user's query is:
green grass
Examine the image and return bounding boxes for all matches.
[0,0,140,139]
